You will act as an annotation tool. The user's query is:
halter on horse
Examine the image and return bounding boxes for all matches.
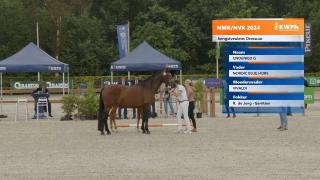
[98,69,172,135]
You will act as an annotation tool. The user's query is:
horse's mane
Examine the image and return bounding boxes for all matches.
[137,72,166,94]
[139,72,161,86]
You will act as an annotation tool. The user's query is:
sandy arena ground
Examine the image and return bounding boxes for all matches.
[0,95,320,179]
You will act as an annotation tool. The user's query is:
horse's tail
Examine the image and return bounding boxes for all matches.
[97,87,105,132]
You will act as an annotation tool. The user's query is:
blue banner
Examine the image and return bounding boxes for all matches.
[205,78,221,88]
[117,24,129,58]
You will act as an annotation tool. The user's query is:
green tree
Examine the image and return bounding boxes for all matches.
[0,0,35,59]
[132,4,202,72]
[61,15,113,75]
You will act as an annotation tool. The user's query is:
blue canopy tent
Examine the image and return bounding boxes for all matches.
[0,42,69,114]
[110,41,182,82]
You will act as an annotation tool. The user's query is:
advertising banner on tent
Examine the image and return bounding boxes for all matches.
[116,24,129,58]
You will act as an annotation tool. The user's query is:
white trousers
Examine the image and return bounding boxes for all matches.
[176,101,191,131]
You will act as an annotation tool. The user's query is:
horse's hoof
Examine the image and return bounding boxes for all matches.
[146,130,150,134]
[100,131,105,135]
[142,130,146,134]
[106,131,111,135]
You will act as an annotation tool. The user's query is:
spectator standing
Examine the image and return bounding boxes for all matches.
[222,79,236,118]
[185,79,197,132]
[278,107,288,131]
[304,78,309,109]
[164,84,175,117]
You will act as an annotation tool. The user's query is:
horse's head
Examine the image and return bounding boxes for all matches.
[160,68,172,86]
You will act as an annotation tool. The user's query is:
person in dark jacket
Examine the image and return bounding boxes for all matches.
[32,83,52,118]
[304,78,309,109]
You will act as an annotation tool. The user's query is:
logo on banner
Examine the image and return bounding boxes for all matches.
[117,24,129,58]
[274,22,300,31]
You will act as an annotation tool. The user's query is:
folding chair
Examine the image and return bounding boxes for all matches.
[37,97,49,120]
[15,98,28,121]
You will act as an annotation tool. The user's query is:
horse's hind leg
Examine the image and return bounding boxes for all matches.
[110,106,118,132]
[109,110,114,132]
[141,109,146,134]
[98,110,105,135]
[113,116,118,132]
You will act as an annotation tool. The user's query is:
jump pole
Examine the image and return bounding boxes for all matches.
[116,123,179,128]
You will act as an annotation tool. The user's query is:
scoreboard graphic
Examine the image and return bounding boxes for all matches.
[212,18,305,113]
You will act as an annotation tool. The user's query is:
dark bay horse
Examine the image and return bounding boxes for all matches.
[98,69,172,135]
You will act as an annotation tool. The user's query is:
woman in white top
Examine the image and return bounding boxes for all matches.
[171,80,192,133]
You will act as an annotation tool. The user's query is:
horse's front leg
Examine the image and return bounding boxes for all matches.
[143,107,151,134]
[136,108,142,131]
[141,109,146,134]
[145,112,150,134]
[145,107,151,134]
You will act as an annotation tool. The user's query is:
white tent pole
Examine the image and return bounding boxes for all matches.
[67,71,70,94]
[36,22,41,82]
[180,70,182,84]
[216,41,220,79]
[62,72,65,96]
[36,21,39,48]
[128,71,131,80]
[0,72,3,114]
[111,71,114,84]
[128,21,130,52]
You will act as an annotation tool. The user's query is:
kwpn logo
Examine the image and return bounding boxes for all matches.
[274,22,300,31]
